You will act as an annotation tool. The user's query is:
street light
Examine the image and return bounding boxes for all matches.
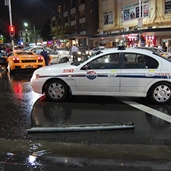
[23,22,36,45]
[24,22,28,27]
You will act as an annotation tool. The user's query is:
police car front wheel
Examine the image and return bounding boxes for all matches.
[45,79,69,102]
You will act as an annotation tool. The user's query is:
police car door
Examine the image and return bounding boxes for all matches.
[120,52,160,95]
[74,53,121,94]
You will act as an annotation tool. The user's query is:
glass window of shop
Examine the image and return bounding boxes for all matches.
[103,11,113,25]
[165,0,171,14]
[122,1,149,21]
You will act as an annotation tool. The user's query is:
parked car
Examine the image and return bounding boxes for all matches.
[134,46,171,59]
[23,46,71,64]
[6,50,45,74]
[30,45,171,104]
[89,46,105,55]
[56,48,71,56]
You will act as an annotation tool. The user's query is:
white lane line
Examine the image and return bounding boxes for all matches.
[122,101,171,123]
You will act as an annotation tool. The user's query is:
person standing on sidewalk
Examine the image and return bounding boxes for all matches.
[71,44,79,62]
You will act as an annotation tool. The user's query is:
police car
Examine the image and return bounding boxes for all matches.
[30,45,171,104]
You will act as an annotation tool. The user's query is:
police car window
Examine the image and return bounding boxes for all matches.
[123,53,159,69]
[144,55,159,68]
[123,53,146,69]
[85,53,119,69]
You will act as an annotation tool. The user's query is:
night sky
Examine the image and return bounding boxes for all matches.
[0,0,52,35]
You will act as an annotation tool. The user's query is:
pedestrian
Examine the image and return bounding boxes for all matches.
[168,44,171,53]
[40,48,50,66]
[5,46,11,55]
[71,44,79,62]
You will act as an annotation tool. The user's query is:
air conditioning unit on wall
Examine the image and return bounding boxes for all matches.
[124,27,129,32]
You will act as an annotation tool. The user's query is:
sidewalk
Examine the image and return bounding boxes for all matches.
[0,139,171,171]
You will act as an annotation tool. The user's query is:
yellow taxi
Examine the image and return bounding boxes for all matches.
[7,50,46,74]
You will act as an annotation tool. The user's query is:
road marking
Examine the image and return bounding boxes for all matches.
[122,101,171,123]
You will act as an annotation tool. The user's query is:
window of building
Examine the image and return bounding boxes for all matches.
[78,23,86,31]
[63,17,68,24]
[63,3,68,11]
[79,0,85,5]
[165,0,171,14]
[103,11,113,25]
[71,13,76,21]
[70,25,77,33]
[71,0,76,8]
[79,10,85,18]
[122,1,149,21]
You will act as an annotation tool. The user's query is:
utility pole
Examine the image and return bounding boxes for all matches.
[138,0,142,46]
[5,0,14,49]
[33,24,36,45]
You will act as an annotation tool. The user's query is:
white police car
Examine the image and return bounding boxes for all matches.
[30,45,171,104]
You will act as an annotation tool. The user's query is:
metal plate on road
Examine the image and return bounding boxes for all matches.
[27,122,135,133]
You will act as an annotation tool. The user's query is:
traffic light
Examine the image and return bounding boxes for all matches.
[9,25,15,37]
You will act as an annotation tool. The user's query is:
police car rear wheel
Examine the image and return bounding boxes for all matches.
[45,79,68,102]
[149,83,171,104]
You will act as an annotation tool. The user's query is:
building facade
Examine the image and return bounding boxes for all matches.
[50,0,99,49]
[91,0,171,51]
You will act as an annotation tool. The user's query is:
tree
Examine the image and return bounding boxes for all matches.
[40,20,52,41]
[51,15,70,40]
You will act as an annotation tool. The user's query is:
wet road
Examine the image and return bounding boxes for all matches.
[0,69,171,170]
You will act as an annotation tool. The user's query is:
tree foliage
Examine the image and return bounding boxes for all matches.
[40,20,52,41]
[51,15,70,40]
